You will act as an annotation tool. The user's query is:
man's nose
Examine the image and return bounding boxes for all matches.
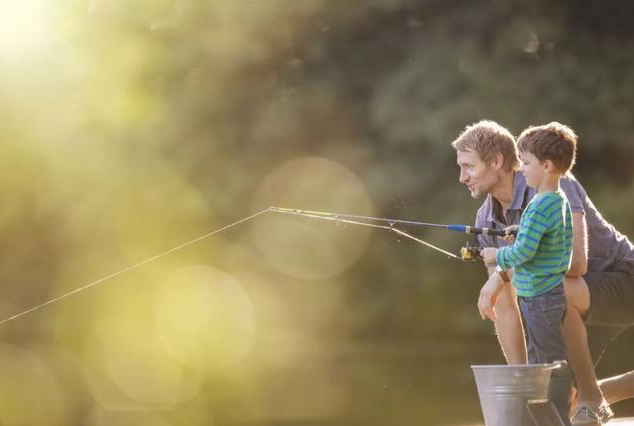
[459,169,469,183]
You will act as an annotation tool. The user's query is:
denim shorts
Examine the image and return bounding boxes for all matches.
[583,269,634,365]
[584,269,634,326]
[519,284,568,364]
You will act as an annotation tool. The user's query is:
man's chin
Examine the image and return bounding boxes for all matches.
[469,189,483,199]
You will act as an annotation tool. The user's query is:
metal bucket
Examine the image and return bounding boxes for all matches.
[471,362,565,426]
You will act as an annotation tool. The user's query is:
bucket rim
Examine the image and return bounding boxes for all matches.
[471,362,563,371]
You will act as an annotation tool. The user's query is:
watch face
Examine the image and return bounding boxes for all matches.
[497,269,510,283]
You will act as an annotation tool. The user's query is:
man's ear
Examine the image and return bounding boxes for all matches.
[492,152,505,170]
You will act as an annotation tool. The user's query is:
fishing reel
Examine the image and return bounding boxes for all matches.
[460,243,483,261]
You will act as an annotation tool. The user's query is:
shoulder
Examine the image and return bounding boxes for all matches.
[529,192,551,206]
[560,173,587,198]
[560,173,587,212]
[540,192,566,209]
[526,193,560,216]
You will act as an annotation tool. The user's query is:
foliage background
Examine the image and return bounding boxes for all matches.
[1,0,633,424]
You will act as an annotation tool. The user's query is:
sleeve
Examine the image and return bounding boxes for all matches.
[560,173,585,214]
[496,203,550,269]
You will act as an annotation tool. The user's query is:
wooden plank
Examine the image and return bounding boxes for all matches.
[468,417,634,426]
[608,419,634,425]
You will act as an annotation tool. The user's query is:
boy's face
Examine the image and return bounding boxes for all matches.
[456,149,500,198]
[519,151,545,188]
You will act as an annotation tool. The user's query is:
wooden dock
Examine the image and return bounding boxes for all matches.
[470,417,634,425]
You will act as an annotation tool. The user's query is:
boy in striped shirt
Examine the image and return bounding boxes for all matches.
[480,123,576,424]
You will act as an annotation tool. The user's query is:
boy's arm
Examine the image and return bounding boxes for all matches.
[567,211,588,277]
[496,207,547,269]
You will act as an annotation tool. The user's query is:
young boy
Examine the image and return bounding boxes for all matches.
[479,122,576,425]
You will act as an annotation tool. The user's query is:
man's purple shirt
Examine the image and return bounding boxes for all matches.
[475,172,634,273]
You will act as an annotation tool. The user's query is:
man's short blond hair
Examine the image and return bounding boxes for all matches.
[451,120,520,171]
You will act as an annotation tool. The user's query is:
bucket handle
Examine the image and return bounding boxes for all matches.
[547,360,568,376]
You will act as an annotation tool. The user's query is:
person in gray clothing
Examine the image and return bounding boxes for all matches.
[452,120,634,426]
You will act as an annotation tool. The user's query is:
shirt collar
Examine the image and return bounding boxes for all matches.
[486,172,531,223]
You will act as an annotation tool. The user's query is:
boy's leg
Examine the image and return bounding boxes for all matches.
[519,286,572,426]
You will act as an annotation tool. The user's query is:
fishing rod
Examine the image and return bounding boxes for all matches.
[269,207,462,260]
[269,207,516,238]
[268,207,508,261]
[0,206,494,325]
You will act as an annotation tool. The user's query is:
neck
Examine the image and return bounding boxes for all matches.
[490,171,515,211]
[537,174,561,193]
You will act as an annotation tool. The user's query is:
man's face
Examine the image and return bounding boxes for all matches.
[456,149,499,198]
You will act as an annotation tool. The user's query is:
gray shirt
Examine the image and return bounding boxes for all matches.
[475,172,634,273]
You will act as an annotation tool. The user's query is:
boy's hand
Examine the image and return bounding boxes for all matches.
[480,247,498,267]
[477,275,506,321]
[502,225,519,243]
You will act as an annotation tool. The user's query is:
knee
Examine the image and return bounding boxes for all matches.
[563,277,590,314]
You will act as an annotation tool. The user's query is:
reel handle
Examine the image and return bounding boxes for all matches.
[460,246,483,261]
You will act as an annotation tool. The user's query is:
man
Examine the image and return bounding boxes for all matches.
[451,120,634,425]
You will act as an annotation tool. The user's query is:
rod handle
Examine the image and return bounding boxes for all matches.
[447,225,517,237]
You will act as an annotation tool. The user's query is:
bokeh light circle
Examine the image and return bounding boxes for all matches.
[251,157,374,279]
[155,265,256,371]
[0,344,67,425]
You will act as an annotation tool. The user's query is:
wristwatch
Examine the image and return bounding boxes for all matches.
[495,265,510,283]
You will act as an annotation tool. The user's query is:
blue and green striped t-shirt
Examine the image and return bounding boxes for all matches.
[496,191,573,297]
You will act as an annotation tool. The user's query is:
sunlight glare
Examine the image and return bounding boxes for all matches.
[0,0,53,57]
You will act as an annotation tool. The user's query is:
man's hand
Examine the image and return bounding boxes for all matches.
[480,247,498,267]
[478,274,507,321]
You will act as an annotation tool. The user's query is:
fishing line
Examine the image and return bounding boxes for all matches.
[0,208,270,326]
[0,206,462,325]
[271,208,461,259]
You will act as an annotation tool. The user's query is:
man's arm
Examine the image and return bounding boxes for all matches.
[567,211,588,277]
[478,267,509,321]
[473,203,526,364]
[560,176,588,276]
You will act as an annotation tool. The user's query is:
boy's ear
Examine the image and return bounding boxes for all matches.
[542,159,556,172]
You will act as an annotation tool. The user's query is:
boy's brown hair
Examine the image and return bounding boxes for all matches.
[517,122,577,174]
[451,120,520,171]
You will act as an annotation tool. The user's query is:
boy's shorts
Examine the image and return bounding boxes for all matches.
[583,269,634,365]
[519,284,571,425]
[519,284,568,364]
